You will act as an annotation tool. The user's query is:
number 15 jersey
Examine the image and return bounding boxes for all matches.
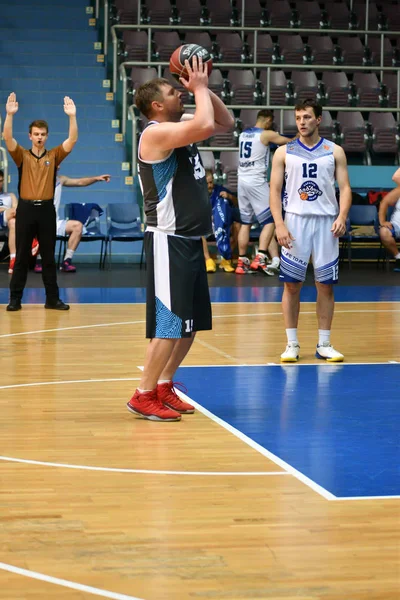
[238,128,270,186]
[283,138,339,217]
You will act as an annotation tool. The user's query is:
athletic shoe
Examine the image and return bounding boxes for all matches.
[205,258,217,273]
[281,342,300,362]
[219,258,235,273]
[157,381,195,414]
[267,257,280,274]
[235,257,253,274]
[34,262,42,273]
[8,257,15,274]
[127,389,181,421]
[250,253,267,272]
[31,238,39,256]
[315,342,344,362]
[394,259,400,272]
[60,258,76,272]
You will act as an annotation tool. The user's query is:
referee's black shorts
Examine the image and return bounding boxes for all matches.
[145,230,212,339]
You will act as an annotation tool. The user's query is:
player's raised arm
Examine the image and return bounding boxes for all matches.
[62,96,78,153]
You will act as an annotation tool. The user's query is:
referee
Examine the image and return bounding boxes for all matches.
[3,92,78,311]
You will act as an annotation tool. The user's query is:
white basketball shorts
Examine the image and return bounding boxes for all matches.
[238,180,273,226]
[279,213,339,284]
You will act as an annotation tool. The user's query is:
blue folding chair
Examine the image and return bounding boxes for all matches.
[341,205,379,269]
[58,203,106,269]
[104,203,144,269]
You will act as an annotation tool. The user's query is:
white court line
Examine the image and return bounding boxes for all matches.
[0,562,145,600]
[1,306,400,340]
[332,495,400,501]
[194,337,236,360]
[178,362,400,367]
[0,455,287,477]
[174,388,336,501]
[0,377,140,391]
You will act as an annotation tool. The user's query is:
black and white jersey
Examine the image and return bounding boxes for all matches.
[138,121,212,237]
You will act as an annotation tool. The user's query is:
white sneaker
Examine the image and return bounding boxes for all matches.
[267,257,280,274]
[281,342,300,362]
[315,342,344,362]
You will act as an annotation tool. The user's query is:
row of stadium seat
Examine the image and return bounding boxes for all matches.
[122,30,400,67]
[128,67,399,108]
[135,109,399,164]
[113,0,400,30]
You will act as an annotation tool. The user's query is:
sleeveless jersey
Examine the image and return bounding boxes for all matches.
[283,138,338,217]
[138,121,211,237]
[0,193,13,209]
[238,128,270,185]
[391,198,400,229]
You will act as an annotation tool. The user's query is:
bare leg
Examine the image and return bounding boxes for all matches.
[282,282,302,328]
[238,223,251,255]
[380,227,399,258]
[7,217,16,254]
[139,338,177,390]
[65,220,83,253]
[160,333,196,381]
[268,235,279,260]
[315,282,335,330]
[259,222,275,252]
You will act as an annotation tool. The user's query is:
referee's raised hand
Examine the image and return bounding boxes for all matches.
[6,92,18,115]
[63,96,76,116]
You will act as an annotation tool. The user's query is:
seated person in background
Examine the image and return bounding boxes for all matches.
[378,167,400,272]
[34,173,110,273]
[202,168,240,273]
[0,169,18,274]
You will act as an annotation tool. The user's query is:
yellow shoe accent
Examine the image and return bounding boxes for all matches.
[219,258,235,273]
[206,258,217,273]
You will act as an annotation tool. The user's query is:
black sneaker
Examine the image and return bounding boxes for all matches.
[44,299,70,310]
[394,259,400,272]
[6,299,22,312]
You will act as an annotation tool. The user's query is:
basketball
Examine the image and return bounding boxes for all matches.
[169,44,213,82]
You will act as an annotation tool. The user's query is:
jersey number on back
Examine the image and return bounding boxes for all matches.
[240,141,252,158]
[302,163,317,178]
[190,154,206,180]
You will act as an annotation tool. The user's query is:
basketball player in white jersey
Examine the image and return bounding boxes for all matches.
[236,109,293,275]
[0,169,18,274]
[33,173,110,273]
[270,99,352,362]
[378,168,400,272]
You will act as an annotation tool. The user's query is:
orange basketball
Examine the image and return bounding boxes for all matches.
[300,192,308,200]
[169,44,213,82]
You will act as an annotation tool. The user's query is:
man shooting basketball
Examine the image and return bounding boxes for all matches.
[127,55,234,421]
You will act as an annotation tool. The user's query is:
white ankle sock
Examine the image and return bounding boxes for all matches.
[395,253,400,260]
[157,379,171,385]
[10,254,15,259]
[64,249,74,261]
[137,388,153,393]
[318,330,331,346]
[286,328,298,343]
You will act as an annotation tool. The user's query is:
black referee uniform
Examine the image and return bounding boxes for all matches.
[7,143,70,311]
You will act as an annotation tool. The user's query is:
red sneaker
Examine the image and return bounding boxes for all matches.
[8,257,15,274]
[31,238,39,256]
[157,381,195,414]
[60,259,76,272]
[127,389,181,421]
[250,253,266,271]
[235,257,252,274]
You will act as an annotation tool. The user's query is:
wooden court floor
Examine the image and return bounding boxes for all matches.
[0,301,399,600]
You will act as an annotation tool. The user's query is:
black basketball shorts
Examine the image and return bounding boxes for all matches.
[145,230,212,339]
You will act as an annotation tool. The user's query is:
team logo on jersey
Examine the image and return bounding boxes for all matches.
[298,181,322,202]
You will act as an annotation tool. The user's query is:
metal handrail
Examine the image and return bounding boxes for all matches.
[119,59,400,137]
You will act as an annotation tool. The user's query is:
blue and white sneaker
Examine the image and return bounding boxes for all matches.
[315,342,344,362]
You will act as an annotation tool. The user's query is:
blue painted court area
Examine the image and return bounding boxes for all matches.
[178,364,400,498]
[1,285,400,304]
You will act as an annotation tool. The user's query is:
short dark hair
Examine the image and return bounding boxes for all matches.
[294,99,322,118]
[29,120,49,133]
[135,78,171,118]
[0,169,3,178]
[257,109,274,121]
